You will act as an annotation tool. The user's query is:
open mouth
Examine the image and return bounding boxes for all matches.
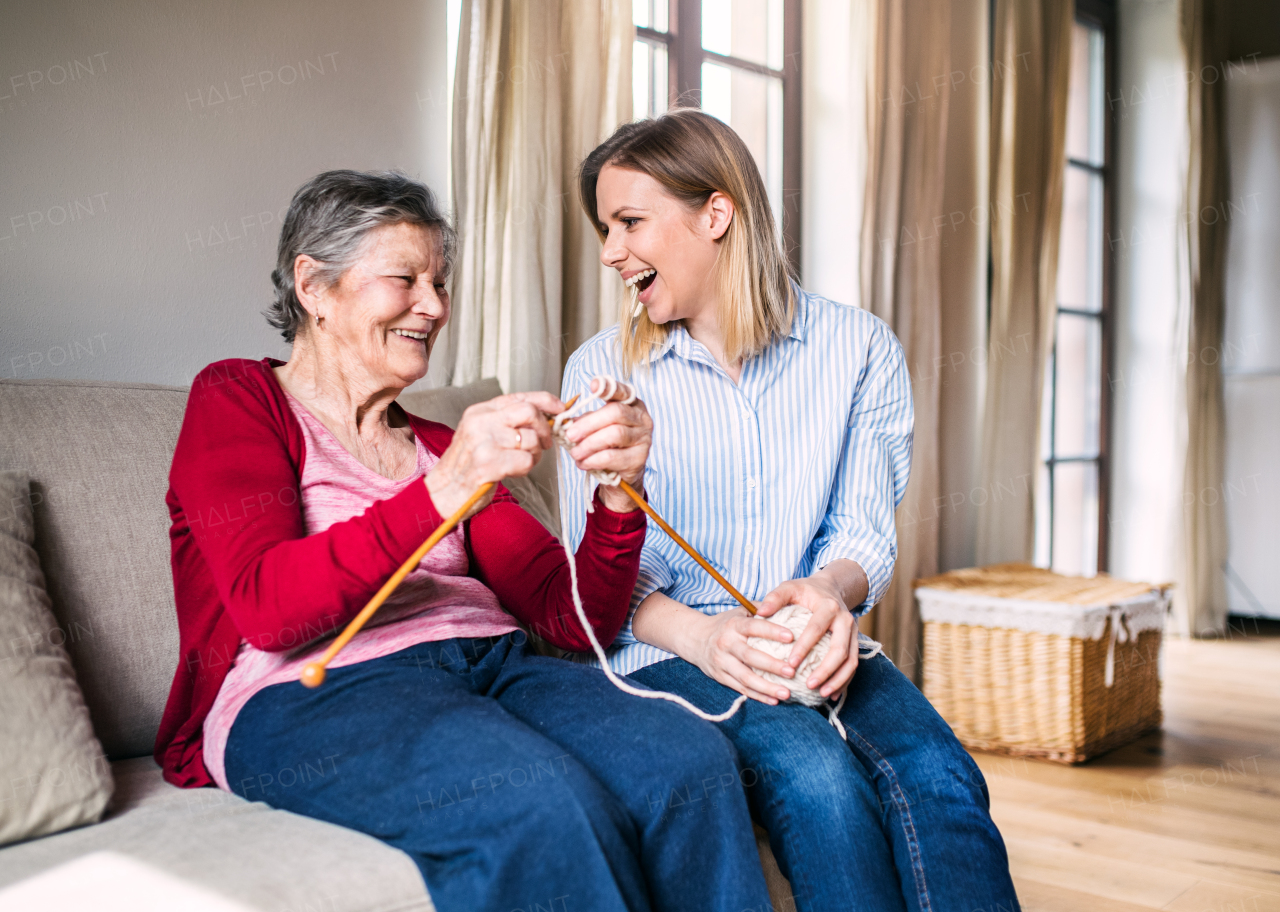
[391,328,429,343]
[625,269,657,317]
[626,269,657,293]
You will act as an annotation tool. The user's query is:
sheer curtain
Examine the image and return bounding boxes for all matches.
[1176,0,1229,636]
[974,0,1073,566]
[857,0,951,677]
[438,0,631,396]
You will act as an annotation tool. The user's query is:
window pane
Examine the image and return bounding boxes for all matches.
[633,0,668,31]
[1034,463,1052,568]
[1053,312,1102,459]
[702,61,733,120]
[1057,166,1104,312]
[702,0,783,69]
[1065,22,1105,166]
[633,40,669,120]
[1051,460,1099,576]
[700,62,784,225]
[1036,351,1054,569]
[1087,29,1105,164]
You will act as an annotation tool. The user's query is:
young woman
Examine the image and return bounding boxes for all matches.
[558,110,1021,912]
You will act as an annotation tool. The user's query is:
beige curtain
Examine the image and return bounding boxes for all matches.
[441,0,631,396]
[1176,0,1230,636]
[857,0,951,679]
[561,3,633,357]
[974,0,1073,566]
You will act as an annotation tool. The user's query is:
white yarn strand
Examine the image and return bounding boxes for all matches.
[559,531,749,724]
[553,374,882,739]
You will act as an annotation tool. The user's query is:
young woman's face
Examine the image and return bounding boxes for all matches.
[595,165,730,327]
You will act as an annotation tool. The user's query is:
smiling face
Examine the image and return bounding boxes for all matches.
[305,221,449,390]
[595,164,730,329]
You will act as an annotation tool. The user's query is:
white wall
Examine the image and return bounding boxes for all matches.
[1108,0,1188,599]
[801,0,864,307]
[0,0,448,388]
[1222,57,1280,617]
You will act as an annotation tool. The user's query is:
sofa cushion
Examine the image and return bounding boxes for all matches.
[0,851,260,910]
[0,471,114,846]
[0,380,188,761]
[0,758,433,911]
[399,378,504,430]
[399,379,561,536]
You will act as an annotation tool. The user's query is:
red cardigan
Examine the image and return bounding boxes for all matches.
[155,358,645,788]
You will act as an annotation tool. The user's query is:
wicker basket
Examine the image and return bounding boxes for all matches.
[916,563,1171,764]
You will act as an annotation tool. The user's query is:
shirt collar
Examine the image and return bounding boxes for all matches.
[650,280,808,365]
[786,281,808,342]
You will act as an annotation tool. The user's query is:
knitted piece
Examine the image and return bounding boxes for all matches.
[551,376,637,509]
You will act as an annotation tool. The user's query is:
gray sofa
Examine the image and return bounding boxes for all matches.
[0,376,788,910]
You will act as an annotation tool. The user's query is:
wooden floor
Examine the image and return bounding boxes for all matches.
[974,618,1280,912]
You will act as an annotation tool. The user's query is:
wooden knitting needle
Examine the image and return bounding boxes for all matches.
[300,482,492,688]
[300,395,579,688]
[616,479,758,616]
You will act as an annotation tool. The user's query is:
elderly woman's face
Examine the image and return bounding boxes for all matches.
[319,222,449,388]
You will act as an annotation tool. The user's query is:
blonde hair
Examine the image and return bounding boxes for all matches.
[578,109,795,373]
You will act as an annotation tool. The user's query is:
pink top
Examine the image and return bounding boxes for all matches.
[202,396,519,789]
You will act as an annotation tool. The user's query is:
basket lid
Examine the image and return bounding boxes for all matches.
[914,563,1171,640]
[914,562,1170,606]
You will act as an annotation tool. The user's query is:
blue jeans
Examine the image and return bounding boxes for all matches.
[224,634,772,912]
[630,654,1021,912]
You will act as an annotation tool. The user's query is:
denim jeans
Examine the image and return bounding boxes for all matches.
[630,653,1021,912]
[224,633,772,912]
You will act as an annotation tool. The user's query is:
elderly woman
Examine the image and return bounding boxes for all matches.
[153,170,772,912]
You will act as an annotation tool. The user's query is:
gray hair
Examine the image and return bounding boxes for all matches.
[266,170,456,342]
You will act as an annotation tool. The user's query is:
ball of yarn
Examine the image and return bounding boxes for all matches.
[746,603,832,706]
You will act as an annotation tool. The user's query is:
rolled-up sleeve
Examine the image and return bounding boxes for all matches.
[810,319,914,613]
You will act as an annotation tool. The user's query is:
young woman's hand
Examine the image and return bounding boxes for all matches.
[559,381,653,514]
[755,571,862,700]
[426,391,564,520]
[686,608,800,705]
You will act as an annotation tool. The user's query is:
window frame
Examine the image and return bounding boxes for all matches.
[1041,0,1116,575]
[635,0,803,272]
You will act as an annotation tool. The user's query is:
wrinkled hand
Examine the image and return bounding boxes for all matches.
[426,391,564,520]
[755,576,859,699]
[560,378,653,514]
[688,607,799,705]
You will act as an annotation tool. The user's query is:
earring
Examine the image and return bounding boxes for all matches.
[315,312,323,327]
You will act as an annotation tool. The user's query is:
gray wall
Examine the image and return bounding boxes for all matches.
[1,0,448,387]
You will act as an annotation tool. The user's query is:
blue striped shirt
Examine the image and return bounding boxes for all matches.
[558,285,914,675]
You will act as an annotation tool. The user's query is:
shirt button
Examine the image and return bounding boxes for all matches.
[745,544,753,553]
[747,478,756,488]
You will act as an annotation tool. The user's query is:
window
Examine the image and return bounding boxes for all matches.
[1035,4,1114,576]
[632,0,801,267]
[632,0,670,120]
